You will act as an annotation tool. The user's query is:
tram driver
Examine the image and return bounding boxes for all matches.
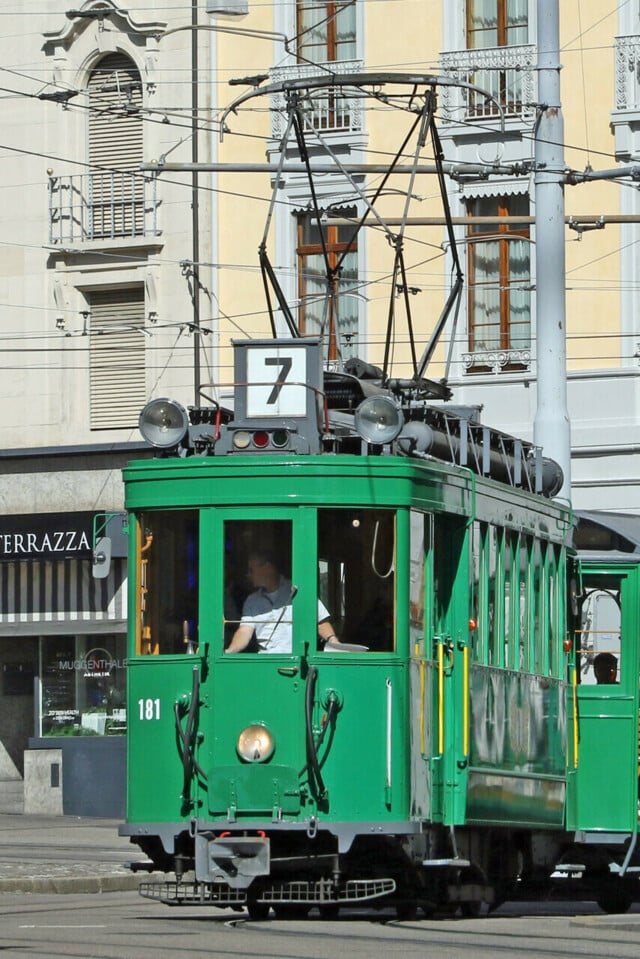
[226,549,341,654]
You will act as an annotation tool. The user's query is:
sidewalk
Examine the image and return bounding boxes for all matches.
[0,812,146,894]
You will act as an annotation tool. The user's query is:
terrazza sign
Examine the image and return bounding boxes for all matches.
[0,512,97,561]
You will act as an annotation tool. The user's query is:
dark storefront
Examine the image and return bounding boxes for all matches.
[0,511,127,816]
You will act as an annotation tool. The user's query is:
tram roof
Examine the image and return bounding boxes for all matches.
[575,510,640,558]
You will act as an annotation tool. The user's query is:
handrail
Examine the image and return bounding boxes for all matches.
[437,639,445,754]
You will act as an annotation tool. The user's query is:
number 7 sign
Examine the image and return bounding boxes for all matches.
[246,346,308,417]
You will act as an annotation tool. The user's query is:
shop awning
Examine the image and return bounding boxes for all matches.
[0,558,127,636]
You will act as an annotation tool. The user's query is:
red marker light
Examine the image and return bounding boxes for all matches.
[253,431,270,448]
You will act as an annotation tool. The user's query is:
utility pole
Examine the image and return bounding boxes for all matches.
[191,0,201,405]
[533,0,571,500]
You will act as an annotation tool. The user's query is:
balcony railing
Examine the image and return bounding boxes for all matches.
[615,35,640,112]
[48,172,158,245]
[439,44,537,124]
[269,60,364,140]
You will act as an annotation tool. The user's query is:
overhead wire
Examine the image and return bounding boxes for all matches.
[1,2,636,372]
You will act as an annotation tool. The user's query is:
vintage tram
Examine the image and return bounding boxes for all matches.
[112,335,640,918]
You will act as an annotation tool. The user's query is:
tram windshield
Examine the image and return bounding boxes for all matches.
[223,509,396,654]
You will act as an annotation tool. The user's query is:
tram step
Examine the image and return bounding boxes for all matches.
[139,880,247,906]
[259,878,396,904]
[552,863,586,875]
[422,858,471,868]
[138,877,396,906]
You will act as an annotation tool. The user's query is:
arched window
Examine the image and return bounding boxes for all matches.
[87,52,143,238]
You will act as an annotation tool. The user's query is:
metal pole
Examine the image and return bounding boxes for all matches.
[533,0,571,500]
[191,0,201,404]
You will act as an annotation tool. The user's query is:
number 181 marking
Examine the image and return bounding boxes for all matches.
[138,698,160,720]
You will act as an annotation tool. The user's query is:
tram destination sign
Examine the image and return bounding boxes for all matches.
[0,511,97,561]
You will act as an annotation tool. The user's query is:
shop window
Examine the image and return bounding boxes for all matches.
[40,634,126,737]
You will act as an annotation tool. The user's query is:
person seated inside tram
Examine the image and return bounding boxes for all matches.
[226,549,341,654]
[593,651,618,685]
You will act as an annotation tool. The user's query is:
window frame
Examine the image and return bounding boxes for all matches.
[466,0,529,49]
[466,194,531,370]
[296,0,357,63]
[296,213,359,362]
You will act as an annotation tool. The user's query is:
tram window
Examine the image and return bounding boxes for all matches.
[223,520,293,653]
[519,536,533,672]
[136,511,199,655]
[532,539,548,674]
[488,526,501,666]
[318,508,396,652]
[577,587,622,686]
[469,522,481,661]
[503,531,516,669]
[409,511,432,653]
[547,545,563,677]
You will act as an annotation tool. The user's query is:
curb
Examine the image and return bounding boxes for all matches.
[570,915,640,932]
[0,874,145,895]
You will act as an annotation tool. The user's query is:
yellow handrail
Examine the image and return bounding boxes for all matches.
[420,658,426,755]
[437,640,444,754]
[572,665,579,768]
[462,645,469,758]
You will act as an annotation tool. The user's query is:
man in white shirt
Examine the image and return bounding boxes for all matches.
[226,550,339,653]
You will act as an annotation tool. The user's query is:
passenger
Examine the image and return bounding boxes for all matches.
[593,651,618,684]
[226,549,341,653]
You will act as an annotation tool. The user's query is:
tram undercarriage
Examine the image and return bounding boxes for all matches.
[127,821,640,917]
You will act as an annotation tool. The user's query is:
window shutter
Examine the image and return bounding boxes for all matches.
[89,287,146,429]
[88,54,144,236]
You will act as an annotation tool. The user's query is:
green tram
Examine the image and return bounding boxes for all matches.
[118,338,640,916]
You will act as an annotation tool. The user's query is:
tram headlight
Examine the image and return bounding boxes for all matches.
[237,724,275,763]
[355,395,404,445]
[139,398,189,448]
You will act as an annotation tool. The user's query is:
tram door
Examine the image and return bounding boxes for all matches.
[570,564,640,832]
[430,515,469,825]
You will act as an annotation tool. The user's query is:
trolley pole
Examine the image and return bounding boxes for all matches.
[533,0,571,500]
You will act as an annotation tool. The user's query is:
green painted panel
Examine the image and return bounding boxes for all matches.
[570,564,640,833]
[127,657,204,823]
[208,764,301,815]
[466,771,565,826]
[206,659,410,823]
[469,667,566,776]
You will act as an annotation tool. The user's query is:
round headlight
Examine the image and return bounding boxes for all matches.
[237,724,275,763]
[355,395,404,445]
[233,430,252,449]
[139,398,189,448]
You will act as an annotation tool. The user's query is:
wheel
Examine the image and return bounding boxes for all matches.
[395,901,418,920]
[596,889,633,915]
[272,904,311,919]
[247,899,270,920]
[460,900,483,918]
[319,903,340,919]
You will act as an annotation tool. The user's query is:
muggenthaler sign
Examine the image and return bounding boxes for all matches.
[0,512,96,561]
